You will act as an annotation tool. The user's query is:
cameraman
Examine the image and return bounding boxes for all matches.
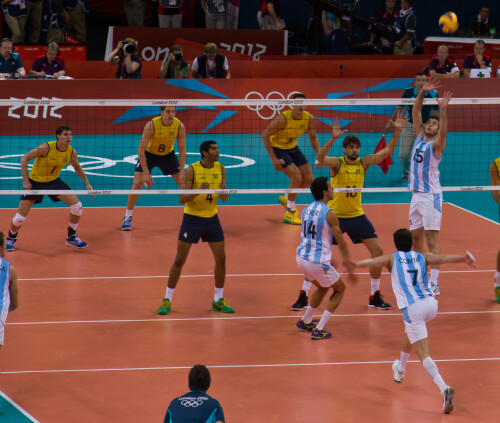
[158,44,189,79]
[105,38,142,79]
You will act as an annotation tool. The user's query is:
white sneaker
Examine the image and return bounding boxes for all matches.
[392,359,405,383]
[442,386,455,414]
[431,281,441,296]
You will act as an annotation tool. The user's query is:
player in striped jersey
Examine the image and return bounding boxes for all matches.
[0,232,19,353]
[408,79,452,296]
[354,228,475,414]
[295,177,355,340]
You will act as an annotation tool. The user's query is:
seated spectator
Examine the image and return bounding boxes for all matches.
[463,39,492,78]
[2,0,27,44]
[393,0,416,55]
[202,0,226,29]
[469,4,496,39]
[0,38,25,78]
[364,0,399,54]
[158,44,189,79]
[428,45,460,78]
[30,42,65,78]
[158,0,182,28]
[105,38,142,79]
[257,0,283,30]
[191,42,230,79]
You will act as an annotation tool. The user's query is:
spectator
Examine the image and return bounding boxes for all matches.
[463,39,492,78]
[41,0,69,44]
[321,10,341,36]
[158,44,189,79]
[26,0,42,43]
[158,0,182,28]
[469,4,496,39]
[163,365,225,423]
[257,0,283,30]
[124,0,145,27]
[191,42,230,79]
[428,45,460,79]
[393,0,415,55]
[0,38,25,78]
[2,0,28,44]
[202,0,226,29]
[66,0,89,41]
[105,38,142,79]
[364,0,399,54]
[30,42,65,77]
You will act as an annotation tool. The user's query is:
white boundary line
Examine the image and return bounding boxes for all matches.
[447,201,499,225]
[0,391,40,422]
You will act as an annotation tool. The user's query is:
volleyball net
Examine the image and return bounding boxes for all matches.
[0,97,498,197]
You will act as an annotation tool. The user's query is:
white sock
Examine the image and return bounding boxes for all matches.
[495,271,500,287]
[302,305,317,324]
[423,356,446,393]
[287,200,296,211]
[214,287,224,302]
[69,222,78,231]
[430,269,440,284]
[302,280,312,294]
[370,278,380,295]
[316,310,333,330]
[125,209,133,217]
[398,351,410,372]
[165,287,175,300]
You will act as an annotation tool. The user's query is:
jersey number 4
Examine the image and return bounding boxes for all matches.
[303,221,316,239]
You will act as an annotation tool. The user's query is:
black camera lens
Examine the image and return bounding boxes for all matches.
[124,43,135,55]
[174,53,183,61]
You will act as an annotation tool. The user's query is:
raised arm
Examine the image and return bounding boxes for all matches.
[433,91,452,157]
[105,41,123,66]
[316,118,345,170]
[355,254,393,272]
[413,79,440,134]
[490,160,500,206]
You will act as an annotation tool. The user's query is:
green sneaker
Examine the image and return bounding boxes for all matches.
[495,286,500,304]
[158,298,172,315]
[212,298,235,313]
[282,209,301,225]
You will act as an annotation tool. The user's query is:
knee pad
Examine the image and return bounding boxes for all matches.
[12,213,26,227]
[70,201,83,216]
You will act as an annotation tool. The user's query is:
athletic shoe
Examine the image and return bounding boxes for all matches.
[291,290,308,310]
[311,328,332,340]
[296,319,316,332]
[368,290,392,310]
[212,298,235,313]
[442,386,455,414]
[278,195,287,208]
[495,286,500,304]
[158,298,172,315]
[392,359,405,383]
[282,210,301,225]
[66,234,88,249]
[122,216,132,231]
[5,236,16,252]
[431,281,441,296]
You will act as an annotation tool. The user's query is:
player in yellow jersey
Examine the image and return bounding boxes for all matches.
[490,158,500,302]
[121,106,186,230]
[291,112,407,311]
[158,140,234,315]
[5,125,94,251]
[262,92,321,225]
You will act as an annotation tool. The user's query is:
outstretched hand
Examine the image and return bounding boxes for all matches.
[464,251,476,267]
[331,118,348,139]
[422,78,440,93]
[390,108,409,130]
[436,91,453,110]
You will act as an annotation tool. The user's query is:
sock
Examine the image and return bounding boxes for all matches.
[370,278,380,296]
[495,271,500,287]
[8,229,18,238]
[69,222,78,231]
[302,305,317,324]
[430,269,440,284]
[165,287,175,300]
[214,287,224,302]
[68,227,77,237]
[287,200,296,212]
[302,280,312,294]
[316,310,333,330]
[125,209,133,217]
[398,351,410,372]
[423,356,446,393]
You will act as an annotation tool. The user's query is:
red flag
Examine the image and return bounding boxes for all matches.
[373,134,393,175]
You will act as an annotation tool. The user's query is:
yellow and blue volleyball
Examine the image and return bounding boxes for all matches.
[439,12,459,34]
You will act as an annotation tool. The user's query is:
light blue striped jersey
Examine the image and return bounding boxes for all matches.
[390,251,434,309]
[296,201,333,265]
[408,136,442,193]
[0,258,11,323]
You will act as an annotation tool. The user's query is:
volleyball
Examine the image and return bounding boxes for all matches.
[439,12,459,34]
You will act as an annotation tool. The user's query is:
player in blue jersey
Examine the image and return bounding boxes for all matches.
[164,364,224,423]
[408,79,452,296]
[0,232,19,353]
[295,177,356,340]
[354,228,475,414]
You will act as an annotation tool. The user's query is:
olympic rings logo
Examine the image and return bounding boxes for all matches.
[244,91,302,120]
[179,397,208,407]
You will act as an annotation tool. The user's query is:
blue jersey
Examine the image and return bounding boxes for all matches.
[0,258,12,323]
[297,201,333,265]
[408,136,442,194]
[164,391,224,423]
[390,251,433,309]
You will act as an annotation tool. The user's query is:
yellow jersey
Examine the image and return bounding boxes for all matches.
[496,157,500,179]
[29,141,73,183]
[184,161,223,218]
[146,116,181,155]
[328,157,365,218]
[270,109,311,150]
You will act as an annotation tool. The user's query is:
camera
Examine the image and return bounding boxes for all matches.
[121,41,135,55]
[174,53,183,61]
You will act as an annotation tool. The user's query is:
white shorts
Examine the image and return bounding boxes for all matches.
[296,255,340,288]
[402,296,438,344]
[409,191,442,231]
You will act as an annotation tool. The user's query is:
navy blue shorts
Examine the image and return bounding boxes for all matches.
[272,146,308,169]
[178,213,224,244]
[21,177,71,204]
[135,149,179,175]
[332,214,377,245]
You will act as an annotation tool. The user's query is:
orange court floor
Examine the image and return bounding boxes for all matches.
[0,203,498,422]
